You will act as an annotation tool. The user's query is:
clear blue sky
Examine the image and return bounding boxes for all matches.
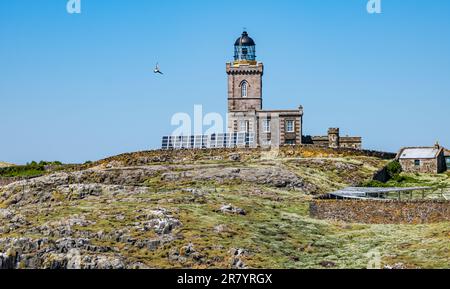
[1,0,449,164]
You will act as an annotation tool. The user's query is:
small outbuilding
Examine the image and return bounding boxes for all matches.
[445,149,450,170]
[396,144,447,174]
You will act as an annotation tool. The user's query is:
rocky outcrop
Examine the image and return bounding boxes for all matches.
[0,237,121,269]
[160,166,312,191]
[0,148,392,269]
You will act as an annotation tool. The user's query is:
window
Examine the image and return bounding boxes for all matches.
[414,160,421,166]
[263,119,271,133]
[285,139,296,145]
[286,120,295,133]
[241,81,248,98]
[239,120,249,133]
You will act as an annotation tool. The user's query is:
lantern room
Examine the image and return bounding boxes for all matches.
[234,31,256,64]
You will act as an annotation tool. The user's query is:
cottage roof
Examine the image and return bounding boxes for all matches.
[397,147,443,159]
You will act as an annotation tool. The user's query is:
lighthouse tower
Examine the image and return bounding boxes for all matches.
[227,31,264,112]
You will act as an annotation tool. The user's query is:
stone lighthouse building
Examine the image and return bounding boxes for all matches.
[161,31,362,150]
[227,31,304,147]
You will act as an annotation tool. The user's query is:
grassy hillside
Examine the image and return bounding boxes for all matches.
[0,148,448,269]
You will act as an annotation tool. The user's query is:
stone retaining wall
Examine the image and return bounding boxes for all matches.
[310,199,450,224]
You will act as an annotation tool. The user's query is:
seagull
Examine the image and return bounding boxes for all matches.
[154,63,163,75]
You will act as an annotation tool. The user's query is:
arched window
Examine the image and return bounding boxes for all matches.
[241,81,248,98]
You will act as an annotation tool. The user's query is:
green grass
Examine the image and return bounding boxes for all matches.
[0,161,66,178]
[0,166,46,178]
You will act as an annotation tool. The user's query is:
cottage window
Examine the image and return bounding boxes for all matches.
[286,120,295,133]
[414,160,421,166]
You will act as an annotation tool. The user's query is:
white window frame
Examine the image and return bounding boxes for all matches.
[263,119,271,133]
[286,120,295,133]
[239,120,249,133]
[241,81,248,98]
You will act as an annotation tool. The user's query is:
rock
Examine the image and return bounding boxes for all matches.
[130,262,151,269]
[229,154,241,162]
[214,224,228,233]
[232,258,246,269]
[0,250,19,269]
[141,217,182,235]
[319,261,336,268]
[181,243,196,257]
[168,248,186,264]
[0,209,13,219]
[146,239,161,251]
[66,249,82,269]
[82,255,125,269]
[229,248,248,269]
[167,243,205,264]
[55,238,90,253]
[384,263,408,269]
[220,204,246,215]
[230,248,247,257]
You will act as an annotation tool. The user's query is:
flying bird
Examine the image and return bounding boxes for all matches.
[154,63,163,75]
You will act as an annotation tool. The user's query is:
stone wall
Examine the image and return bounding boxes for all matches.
[340,137,363,150]
[399,153,446,174]
[304,130,362,150]
[310,199,450,224]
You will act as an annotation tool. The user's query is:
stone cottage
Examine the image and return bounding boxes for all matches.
[396,144,447,174]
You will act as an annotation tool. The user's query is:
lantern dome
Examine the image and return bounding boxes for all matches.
[234,31,256,46]
[234,31,256,62]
